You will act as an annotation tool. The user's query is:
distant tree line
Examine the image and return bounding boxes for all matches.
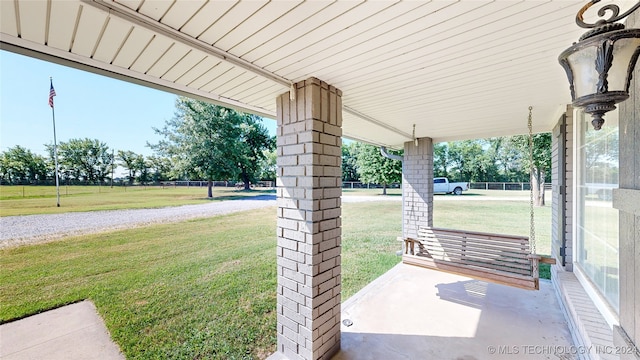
[342,134,552,204]
[0,98,276,196]
[1,95,552,202]
[342,135,551,183]
[0,141,273,187]
[2,134,548,187]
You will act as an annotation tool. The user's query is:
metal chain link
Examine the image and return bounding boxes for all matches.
[528,106,536,255]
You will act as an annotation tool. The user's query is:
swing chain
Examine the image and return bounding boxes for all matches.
[528,106,536,255]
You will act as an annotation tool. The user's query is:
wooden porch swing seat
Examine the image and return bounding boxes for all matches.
[398,107,555,290]
[400,226,556,290]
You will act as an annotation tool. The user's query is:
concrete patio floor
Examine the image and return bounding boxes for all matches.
[0,300,124,360]
[334,263,577,360]
[3,263,576,360]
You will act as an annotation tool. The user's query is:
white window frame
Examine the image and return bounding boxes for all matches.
[571,108,620,329]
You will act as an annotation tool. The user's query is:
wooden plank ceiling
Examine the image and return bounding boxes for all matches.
[1,0,632,147]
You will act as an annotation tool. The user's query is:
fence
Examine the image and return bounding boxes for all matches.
[165,181,274,188]
[341,182,401,189]
[342,181,551,191]
[1,181,548,191]
[470,182,530,191]
[469,182,552,191]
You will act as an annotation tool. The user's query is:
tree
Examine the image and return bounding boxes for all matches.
[0,146,48,184]
[235,116,275,190]
[150,97,272,197]
[437,138,527,183]
[146,155,173,183]
[341,143,359,182]
[257,149,277,185]
[117,150,144,185]
[138,157,151,185]
[511,133,552,206]
[488,137,528,182]
[433,143,450,178]
[47,138,113,184]
[480,138,503,182]
[354,143,402,195]
[447,140,490,182]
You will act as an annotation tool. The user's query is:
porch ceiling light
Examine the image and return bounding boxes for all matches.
[559,0,640,130]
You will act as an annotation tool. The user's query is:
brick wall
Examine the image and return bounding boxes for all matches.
[403,137,433,238]
[275,78,342,360]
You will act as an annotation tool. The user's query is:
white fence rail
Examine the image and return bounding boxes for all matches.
[166,181,274,188]
[341,181,551,191]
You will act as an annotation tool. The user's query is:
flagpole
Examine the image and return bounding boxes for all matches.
[50,77,61,207]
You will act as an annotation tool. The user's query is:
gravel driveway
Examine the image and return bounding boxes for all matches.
[1,193,525,249]
[0,195,276,249]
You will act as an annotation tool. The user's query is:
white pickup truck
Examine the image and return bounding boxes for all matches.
[434,177,469,195]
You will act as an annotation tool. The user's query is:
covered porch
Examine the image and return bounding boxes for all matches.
[337,263,574,360]
[2,1,639,359]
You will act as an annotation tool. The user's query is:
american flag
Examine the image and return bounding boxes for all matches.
[49,80,56,108]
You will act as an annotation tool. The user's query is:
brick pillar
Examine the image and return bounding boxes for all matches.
[275,78,342,360]
[403,138,433,238]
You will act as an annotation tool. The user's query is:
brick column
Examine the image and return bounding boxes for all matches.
[403,138,433,238]
[275,78,342,360]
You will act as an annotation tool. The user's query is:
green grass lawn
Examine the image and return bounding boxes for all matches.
[0,191,552,359]
[0,185,275,216]
[1,207,280,359]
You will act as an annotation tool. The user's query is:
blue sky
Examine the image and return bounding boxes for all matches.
[0,50,276,157]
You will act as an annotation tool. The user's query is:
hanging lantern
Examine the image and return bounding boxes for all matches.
[559,0,640,130]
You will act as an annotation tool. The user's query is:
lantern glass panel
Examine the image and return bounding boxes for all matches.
[608,37,640,91]
[568,46,598,99]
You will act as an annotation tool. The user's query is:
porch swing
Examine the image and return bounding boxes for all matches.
[400,107,556,290]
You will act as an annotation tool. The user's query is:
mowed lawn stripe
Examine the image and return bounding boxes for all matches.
[0,186,274,217]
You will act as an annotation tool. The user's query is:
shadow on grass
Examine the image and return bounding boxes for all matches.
[200,189,277,202]
[341,189,402,197]
[356,193,402,197]
[434,193,483,197]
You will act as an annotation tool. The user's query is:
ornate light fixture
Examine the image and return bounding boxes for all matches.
[559,0,640,130]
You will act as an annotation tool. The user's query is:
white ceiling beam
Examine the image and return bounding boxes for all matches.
[343,106,413,141]
[82,0,405,144]
[81,0,293,89]
[0,33,277,119]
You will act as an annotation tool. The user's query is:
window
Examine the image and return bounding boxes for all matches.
[575,109,619,311]
[434,178,445,184]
